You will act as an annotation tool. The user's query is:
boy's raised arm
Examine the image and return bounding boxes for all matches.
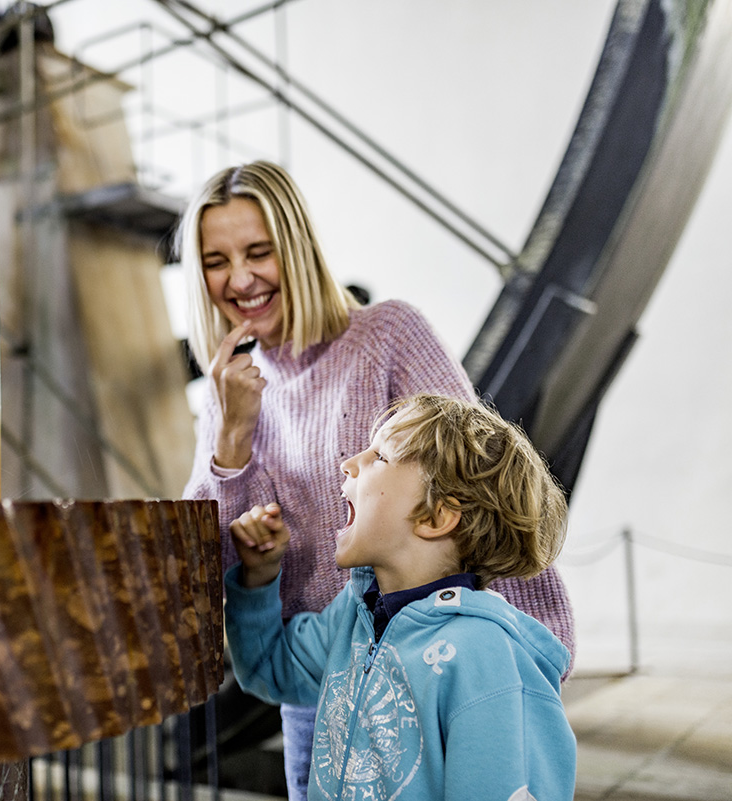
[229,502,290,587]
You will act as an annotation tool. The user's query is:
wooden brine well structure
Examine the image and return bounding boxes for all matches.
[0,4,222,774]
[0,10,195,502]
[0,498,222,760]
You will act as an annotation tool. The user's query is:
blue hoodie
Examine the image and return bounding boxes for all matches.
[225,564,576,801]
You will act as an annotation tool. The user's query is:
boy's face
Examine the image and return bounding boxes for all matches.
[336,410,425,588]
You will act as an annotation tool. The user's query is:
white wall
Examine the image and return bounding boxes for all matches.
[560,107,732,676]
[45,0,732,676]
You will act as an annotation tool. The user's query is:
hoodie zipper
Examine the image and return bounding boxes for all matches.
[333,636,380,800]
[363,639,378,673]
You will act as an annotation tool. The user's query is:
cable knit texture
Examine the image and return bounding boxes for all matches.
[183,299,575,667]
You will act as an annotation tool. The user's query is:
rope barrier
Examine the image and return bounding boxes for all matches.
[561,526,732,567]
[558,531,624,566]
[630,529,732,567]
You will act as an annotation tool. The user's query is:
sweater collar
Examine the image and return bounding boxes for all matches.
[251,337,328,376]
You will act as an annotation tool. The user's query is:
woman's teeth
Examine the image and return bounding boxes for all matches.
[236,292,272,310]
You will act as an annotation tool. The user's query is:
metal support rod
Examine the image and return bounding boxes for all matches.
[274,1,291,168]
[152,0,515,270]
[19,6,37,500]
[175,712,193,801]
[622,527,640,674]
[204,698,220,800]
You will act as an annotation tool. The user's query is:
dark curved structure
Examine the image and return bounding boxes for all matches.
[463,0,732,493]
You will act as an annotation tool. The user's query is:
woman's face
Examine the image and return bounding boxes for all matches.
[200,197,284,349]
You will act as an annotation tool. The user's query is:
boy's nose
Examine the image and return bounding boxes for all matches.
[340,453,359,477]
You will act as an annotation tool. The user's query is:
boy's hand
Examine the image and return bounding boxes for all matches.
[230,503,290,588]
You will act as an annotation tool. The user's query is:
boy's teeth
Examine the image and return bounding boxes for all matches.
[340,492,355,528]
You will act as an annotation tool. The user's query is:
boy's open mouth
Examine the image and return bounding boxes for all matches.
[338,492,355,536]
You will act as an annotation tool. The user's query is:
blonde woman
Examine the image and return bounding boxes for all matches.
[178,161,574,800]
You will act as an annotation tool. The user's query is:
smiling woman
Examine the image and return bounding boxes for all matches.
[177,160,575,801]
[200,197,283,350]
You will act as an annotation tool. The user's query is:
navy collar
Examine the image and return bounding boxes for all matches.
[364,573,479,642]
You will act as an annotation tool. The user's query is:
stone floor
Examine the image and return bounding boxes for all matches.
[563,670,732,801]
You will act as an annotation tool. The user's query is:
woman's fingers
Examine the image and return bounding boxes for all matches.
[219,359,267,392]
[210,328,266,468]
[216,322,253,365]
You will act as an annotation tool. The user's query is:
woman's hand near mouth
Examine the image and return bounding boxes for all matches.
[209,322,267,469]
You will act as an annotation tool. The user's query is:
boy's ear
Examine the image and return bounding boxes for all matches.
[413,498,461,540]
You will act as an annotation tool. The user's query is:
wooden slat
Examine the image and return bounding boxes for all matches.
[68,222,196,498]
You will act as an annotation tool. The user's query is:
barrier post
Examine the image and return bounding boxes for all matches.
[622,527,640,673]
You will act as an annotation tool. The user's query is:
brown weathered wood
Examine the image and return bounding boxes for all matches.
[0,498,222,761]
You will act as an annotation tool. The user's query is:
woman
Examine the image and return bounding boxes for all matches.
[179,161,574,800]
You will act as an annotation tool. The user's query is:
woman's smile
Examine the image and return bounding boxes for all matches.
[233,291,275,313]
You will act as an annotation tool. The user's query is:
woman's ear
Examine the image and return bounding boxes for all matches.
[413,498,461,540]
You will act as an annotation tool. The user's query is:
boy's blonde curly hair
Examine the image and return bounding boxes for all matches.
[378,394,568,589]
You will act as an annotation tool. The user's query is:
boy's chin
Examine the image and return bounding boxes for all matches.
[334,547,362,572]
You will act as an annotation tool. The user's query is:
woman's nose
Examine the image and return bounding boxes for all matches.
[229,258,255,291]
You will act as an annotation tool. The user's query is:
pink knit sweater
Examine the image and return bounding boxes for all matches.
[183,300,575,662]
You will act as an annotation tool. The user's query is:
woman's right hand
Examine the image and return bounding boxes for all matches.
[209,323,266,469]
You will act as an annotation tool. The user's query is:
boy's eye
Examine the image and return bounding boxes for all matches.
[374,451,387,462]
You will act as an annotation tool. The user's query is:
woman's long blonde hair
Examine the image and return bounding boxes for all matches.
[175,161,359,371]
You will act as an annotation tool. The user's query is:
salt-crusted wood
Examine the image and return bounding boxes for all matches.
[0,499,222,761]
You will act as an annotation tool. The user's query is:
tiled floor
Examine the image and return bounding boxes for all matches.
[563,671,732,801]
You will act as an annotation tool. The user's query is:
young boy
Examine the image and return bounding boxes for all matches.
[224,393,576,801]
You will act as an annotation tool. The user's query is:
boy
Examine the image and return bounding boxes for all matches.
[224,393,577,801]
